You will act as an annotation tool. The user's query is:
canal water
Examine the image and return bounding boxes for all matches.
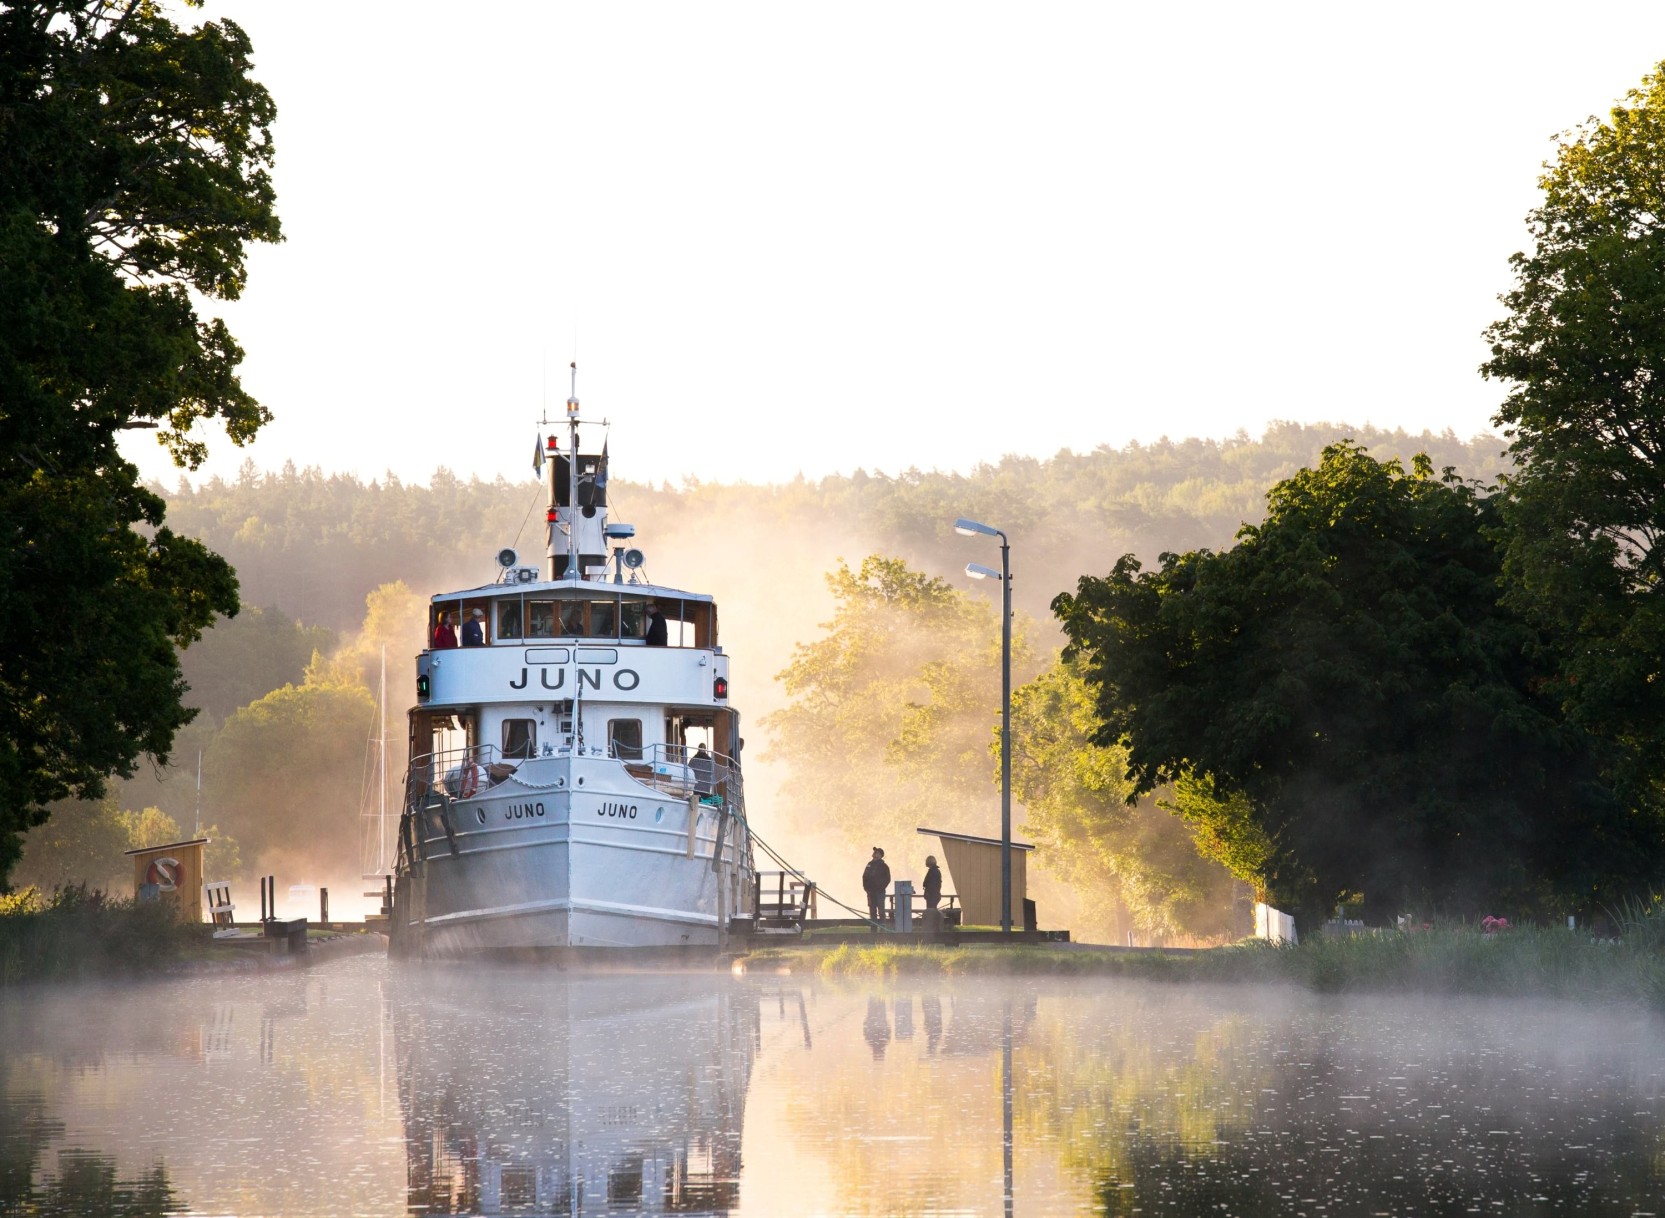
[3,954,1663,1216]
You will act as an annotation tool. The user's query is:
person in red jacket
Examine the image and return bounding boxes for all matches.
[431,612,458,649]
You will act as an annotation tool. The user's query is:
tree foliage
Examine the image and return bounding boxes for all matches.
[0,1,280,884]
[205,674,374,869]
[1482,60,1665,807]
[1055,444,1657,930]
[1009,657,1239,941]
[763,556,1028,850]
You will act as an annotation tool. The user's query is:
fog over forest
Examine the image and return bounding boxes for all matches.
[19,422,1507,938]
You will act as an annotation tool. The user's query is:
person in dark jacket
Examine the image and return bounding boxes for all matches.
[861,847,891,930]
[923,855,942,909]
[645,605,669,646]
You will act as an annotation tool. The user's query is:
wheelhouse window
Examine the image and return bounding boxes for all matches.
[528,600,555,638]
[621,599,648,639]
[497,600,523,640]
[558,601,586,636]
[502,718,536,760]
[608,718,643,761]
[590,599,618,639]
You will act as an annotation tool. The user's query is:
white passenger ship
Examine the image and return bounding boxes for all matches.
[390,384,754,957]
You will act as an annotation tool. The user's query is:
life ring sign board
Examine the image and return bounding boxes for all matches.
[125,838,209,922]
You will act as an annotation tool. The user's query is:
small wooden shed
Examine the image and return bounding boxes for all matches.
[125,838,209,923]
[916,827,1034,929]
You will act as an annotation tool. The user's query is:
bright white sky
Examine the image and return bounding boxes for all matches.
[120,2,1665,490]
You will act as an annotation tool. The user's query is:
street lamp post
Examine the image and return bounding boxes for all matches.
[954,516,1012,935]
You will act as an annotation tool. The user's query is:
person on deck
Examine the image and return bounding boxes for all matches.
[432,612,458,650]
[645,605,668,646]
[691,743,714,795]
[462,608,485,647]
[862,847,891,931]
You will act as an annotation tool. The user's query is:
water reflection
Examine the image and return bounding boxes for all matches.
[392,969,755,1216]
[3,962,1665,1215]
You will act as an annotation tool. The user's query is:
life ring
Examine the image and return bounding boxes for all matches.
[458,766,478,799]
[144,857,180,891]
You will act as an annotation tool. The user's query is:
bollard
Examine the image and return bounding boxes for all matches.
[893,880,914,933]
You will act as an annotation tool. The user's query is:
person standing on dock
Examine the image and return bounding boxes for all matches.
[862,847,890,930]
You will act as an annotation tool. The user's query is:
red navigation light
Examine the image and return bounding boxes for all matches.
[547,435,558,450]
[546,507,558,523]
[713,676,728,700]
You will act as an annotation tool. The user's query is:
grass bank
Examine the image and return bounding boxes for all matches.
[0,886,199,985]
[739,926,1665,1010]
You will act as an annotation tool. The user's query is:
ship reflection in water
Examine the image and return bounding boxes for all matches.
[5,957,1665,1215]
[394,970,753,1216]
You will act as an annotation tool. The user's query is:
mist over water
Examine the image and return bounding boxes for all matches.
[4,956,1663,1215]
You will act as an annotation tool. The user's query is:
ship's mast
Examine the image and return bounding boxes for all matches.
[566,362,580,580]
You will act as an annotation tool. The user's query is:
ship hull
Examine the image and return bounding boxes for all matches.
[393,755,750,957]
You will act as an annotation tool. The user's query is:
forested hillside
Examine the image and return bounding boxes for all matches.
[160,423,1506,636]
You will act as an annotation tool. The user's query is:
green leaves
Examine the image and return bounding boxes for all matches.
[1056,445,1648,929]
[1483,60,1665,822]
[0,2,280,885]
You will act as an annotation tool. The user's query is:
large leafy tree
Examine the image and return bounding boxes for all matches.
[1055,444,1658,932]
[1482,61,1665,808]
[0,1,280,882]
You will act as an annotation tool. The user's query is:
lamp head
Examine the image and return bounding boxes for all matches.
[966,562,1000,581]
[954,516,998,538]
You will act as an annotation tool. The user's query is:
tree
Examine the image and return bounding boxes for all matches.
[763,556,1029,850]
[0,1,280,882]
[1054,444,1657,931]
[204,675,374,870]
[175,606,335,727]
[1009,656,1240,942]
[1482,61,1665,808]
[9,796,132,892]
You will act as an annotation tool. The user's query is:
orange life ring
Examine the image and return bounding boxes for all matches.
[144,857,180,891]
[458,765,478,799]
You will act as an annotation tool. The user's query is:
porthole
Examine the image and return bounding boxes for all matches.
[475,807,486,825]
[576,776,585,787]
[654,807,664,823]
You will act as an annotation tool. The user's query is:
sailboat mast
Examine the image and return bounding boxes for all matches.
[378,644,387,872]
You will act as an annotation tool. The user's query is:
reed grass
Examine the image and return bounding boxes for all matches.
[743,918,1665,1010]
[0,885,199,985]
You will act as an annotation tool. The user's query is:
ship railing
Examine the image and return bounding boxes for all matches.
[404,743,509,808]
[620,742,743,808]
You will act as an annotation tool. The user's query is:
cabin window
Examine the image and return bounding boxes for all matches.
[621,599,648,639]
[497,600,523,640]
[502,719,536,759]
[590,599,618,639]
[528,601,555,638]
[558,601,586,636]
[608,718,643,761]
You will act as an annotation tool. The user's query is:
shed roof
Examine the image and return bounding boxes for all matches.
[915,826,1036,852]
